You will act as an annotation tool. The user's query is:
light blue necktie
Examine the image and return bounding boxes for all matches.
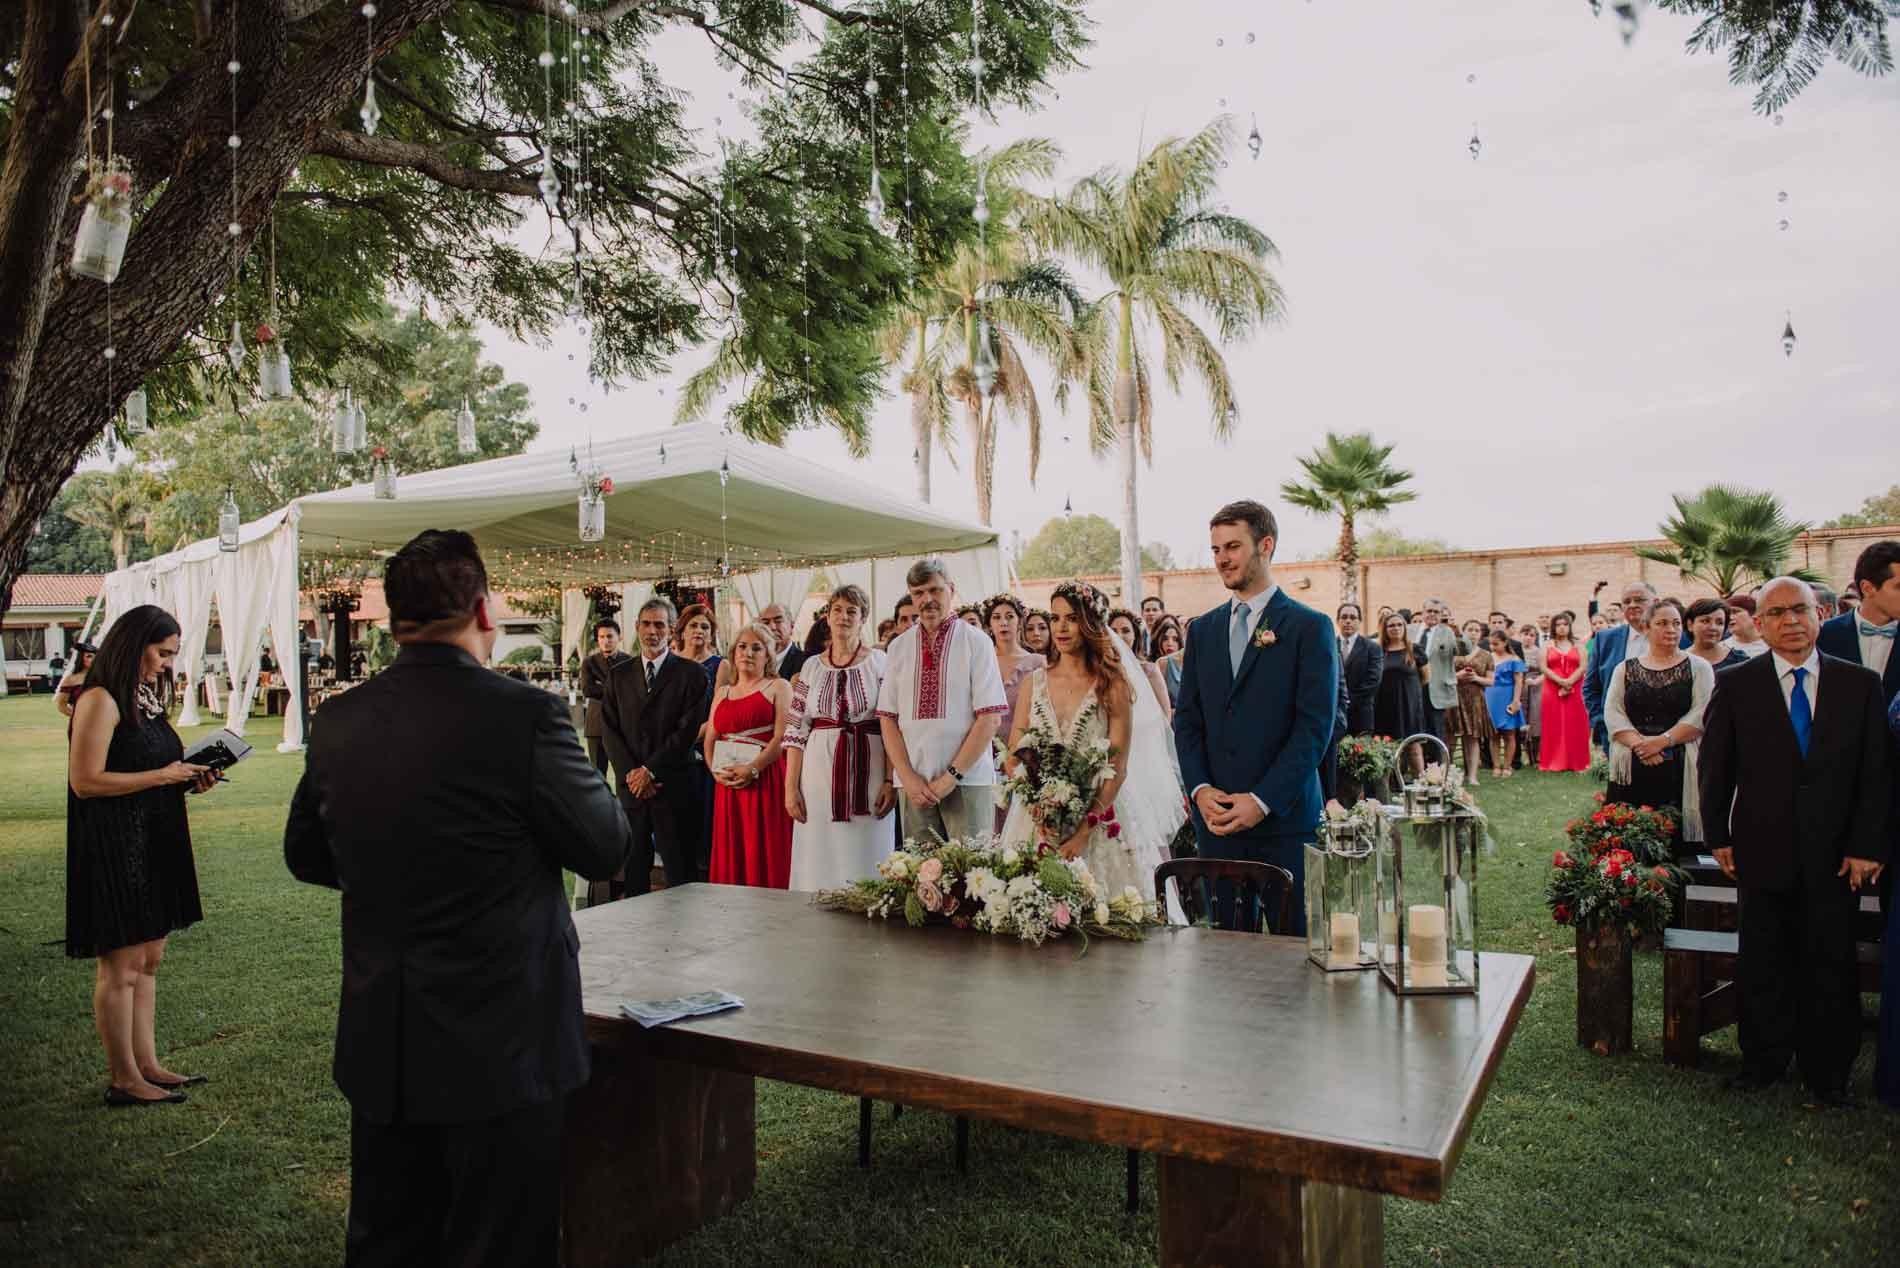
[1230,601,1252,676]
[1860,620,1897,640]
[1789,666,1812,758]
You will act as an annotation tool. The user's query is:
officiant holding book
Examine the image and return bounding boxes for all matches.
[1173,500,1338,936]
[284,529,630,1267]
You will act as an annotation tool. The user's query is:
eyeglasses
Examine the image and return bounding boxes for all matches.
[1761,604,1813,620]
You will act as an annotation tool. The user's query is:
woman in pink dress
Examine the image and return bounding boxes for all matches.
[706,624,794,887]
[1539,611,1591,772]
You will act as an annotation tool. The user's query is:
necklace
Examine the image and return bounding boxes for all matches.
[826,641,861,670]
[135,683,165,719]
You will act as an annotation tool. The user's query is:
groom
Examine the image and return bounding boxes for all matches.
[1174,500,1339,936]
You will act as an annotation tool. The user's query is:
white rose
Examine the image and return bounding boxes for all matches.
[1000,847,1019,868]
[1094,903,1111,925]
[1122,885,1143,906]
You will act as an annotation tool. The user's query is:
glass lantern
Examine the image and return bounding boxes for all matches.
[1375,789,1481,997]
[578,491,606,542]
[1305,804,1382,972]
[122,387,149,434]
[258,343,293,398]
[71,199,131,283]
[332,392,356,454]
[217,489,241,553]
[372,457,397,500]
[455,396,478,455]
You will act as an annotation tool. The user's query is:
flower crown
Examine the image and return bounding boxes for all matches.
[978,592,1025,626]
[1051,580,1110,625]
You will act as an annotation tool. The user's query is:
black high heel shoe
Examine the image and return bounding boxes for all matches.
[105,1084,188,1107]
[147,1073,208,1089]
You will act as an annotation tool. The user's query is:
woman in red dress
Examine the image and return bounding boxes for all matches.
[706,623,795,887]
[1538,611,1591,772]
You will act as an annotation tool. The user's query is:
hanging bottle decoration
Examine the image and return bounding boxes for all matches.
[218,488,242,552]
[257,220,294,398]
[455,396,478,455]
[971,317,999,396]
[1780,312,1797,358]
[719,456,731,488]
[332,389,357,453]
[1611,1,1642,45]
[1248,115,1264,161]
[359,4,382,135]
[122,387,149,434]
[352,396,369,451]
[1063,493,1073,518]
[225,318,246,374]
[371,446,397,499]
[577,472,611,543]
[865,166,888,231]
[71,160,134,283]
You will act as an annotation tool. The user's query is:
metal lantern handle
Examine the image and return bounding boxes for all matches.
[1394,731,1450,772]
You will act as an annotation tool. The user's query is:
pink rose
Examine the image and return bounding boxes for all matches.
[917,880,943,912]
[1053,901,1072,929]
[917,858,943,885]
[598,477,614,495]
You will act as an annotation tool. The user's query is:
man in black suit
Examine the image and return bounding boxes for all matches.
[579,617,629,775]
[1698,576,1889,1105]
[759,602,808,680]
[1337,602,1384,735]
[597,596,711,898]
[284,529,630,1268]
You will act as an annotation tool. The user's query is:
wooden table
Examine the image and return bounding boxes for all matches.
[564,886,1534,1267]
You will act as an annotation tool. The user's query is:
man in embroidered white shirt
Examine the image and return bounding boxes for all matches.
[876,558,1010,843]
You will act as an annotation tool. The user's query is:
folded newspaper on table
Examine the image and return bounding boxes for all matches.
[622,990,745,1028]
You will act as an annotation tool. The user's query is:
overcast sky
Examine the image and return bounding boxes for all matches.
[484,0,1898,568]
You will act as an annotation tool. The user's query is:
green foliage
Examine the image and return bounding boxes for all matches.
[1822,483,1900,529]
[1280,433,1417,551]
[1357,526,1458,559]
[363,626,397,674]
[501,644,548,666]
[136,308,535,549]
[55,467,156,573]
[1014,515,1168,580]
[23,473,157,574]
[1654,0,1895,116]
[1633,484,1821,597]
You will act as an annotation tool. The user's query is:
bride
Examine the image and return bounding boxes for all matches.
[1000,581,1187,923]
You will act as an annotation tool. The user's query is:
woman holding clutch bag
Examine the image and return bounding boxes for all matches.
[66,604,220,1106]
[705,623,794,887]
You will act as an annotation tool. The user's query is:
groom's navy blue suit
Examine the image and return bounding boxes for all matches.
[1174,586,1339,936]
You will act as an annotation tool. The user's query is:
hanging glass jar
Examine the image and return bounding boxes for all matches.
[455,396,478,455]
[70,161,134,283]
[578,491,606,542]
[352,399,369,452]
[258,335,293,399]
[217,489,242,552]
[371,449,397,499]
[332,390,356,454]
[1306,800,1384,972]
[122,387,149,434]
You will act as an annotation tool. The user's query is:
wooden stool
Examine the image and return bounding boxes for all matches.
[1663,928,1885,1069]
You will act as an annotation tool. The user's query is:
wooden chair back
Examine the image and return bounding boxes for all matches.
[1154,858,1297,935]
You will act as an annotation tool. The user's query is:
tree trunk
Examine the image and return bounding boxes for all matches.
[1338,510,1358,607]
[1576,922,1634,1056]
[0,0,459,624]
[110,528,128,574]
[910,386,932,504]
[974,398,995,527]
[1114,294,1139,607]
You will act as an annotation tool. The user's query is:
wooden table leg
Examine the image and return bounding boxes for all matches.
[561,1040,755,1266]
[1157,1155,1382,1267]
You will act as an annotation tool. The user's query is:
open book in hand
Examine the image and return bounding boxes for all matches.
[182,728,255,771]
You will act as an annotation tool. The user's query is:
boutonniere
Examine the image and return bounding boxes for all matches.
[1252,626,1278,649]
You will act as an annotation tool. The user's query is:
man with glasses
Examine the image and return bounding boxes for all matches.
[1584,580,1656,751]
[1699,577,1889,1106]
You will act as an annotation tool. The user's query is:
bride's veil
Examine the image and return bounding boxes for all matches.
[1105,628,1189,880]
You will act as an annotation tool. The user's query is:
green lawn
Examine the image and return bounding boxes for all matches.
[1,691,1893,1266]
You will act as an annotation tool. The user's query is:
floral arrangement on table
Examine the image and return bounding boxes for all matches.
[1336,734,1398,786]
[1320,796,1388,847]
[813,835,1159,948]
[1546,797,1683,934]
[1000,705,1116,847]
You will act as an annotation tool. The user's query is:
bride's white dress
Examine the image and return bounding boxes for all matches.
[1001,665,1187,924]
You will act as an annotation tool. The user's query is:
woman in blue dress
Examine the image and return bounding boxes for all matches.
[1482,628,1525,779]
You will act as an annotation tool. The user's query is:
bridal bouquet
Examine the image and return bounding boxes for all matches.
[1002,711,1117,846]
[814,835,1158,948]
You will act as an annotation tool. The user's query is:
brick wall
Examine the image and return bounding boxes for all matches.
[1017,524,1899,624]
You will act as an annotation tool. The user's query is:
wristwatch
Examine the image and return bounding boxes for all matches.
[945,763,963,782]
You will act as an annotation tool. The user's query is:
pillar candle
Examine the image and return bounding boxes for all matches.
[1408,903,1449,986]
[1329,911,1360,965]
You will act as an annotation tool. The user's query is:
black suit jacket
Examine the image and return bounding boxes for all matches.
[1341,634,1384,734]
[284,643,630,1125]
[1697,651,1889,892]
[579,649,629,739]
[776,643,809,681]
[599,651,710,797]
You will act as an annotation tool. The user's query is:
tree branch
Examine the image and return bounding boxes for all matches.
[312,128,545,196]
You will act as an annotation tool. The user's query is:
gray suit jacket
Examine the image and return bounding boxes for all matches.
[1419,625,1464,710]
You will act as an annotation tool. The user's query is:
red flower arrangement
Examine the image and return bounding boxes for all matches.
[1547,796,1682,934]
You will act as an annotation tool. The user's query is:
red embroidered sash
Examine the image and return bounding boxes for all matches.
[809,716,880,822]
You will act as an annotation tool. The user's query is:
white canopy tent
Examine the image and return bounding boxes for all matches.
[99,423,1003,750]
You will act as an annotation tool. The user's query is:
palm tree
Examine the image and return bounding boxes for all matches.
[873,139,1077,514]
[1280,432,1417,606]
[1634,484,1822,597]
[62,466,149,572]
[1019,118,1284,606]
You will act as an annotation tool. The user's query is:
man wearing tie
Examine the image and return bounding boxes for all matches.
[1699,577,1889,1105]
[1337,602,1383,735]
[1819,542,1900,1106]
[579,618,629,776]
[597,597,712,899]
[1584,580,1657,751]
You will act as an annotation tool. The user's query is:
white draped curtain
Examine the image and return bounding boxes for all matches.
[733,568,814,623]
[218,514,301,740]
[560,588,589,669]
[264,518,305,751]
[168,562,217,726]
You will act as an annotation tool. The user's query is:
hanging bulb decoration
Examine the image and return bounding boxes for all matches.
[719,456,731,488]
[455,396,477,455]
[971,317,1000,396]
[359,4,381,134]
[1468,126,1482,161]
[569,445,579,475]
[1248,115,1264,161]
[225,318,246,375]
[360,78,382,135]
[658,442,667,466]
[1780,312,1797,358]
[1612,1,1641,45]
[538,153,562,208]
[1588,0,1602,14]
[122,387,149,434]
[972,163,991,226]
[1063,494,1073,518]
[218,488,242,552]
[865,166,888,231]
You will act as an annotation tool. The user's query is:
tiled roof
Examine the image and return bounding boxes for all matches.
[7,573,104,610]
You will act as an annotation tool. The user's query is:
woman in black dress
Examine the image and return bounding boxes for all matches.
[1603,597,1715,857]
[68,605,220,1106]
[1373,613,1425,745]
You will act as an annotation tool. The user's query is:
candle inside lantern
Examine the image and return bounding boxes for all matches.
[1409,903,1450,987]
[1329,911,1360,966]
[1379,908,1398,954]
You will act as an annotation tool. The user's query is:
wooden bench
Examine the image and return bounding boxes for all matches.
[1682,885,1883,939]
[1662,928,1884,1069]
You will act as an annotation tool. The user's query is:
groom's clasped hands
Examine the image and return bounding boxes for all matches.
[1193,784,1266,836]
